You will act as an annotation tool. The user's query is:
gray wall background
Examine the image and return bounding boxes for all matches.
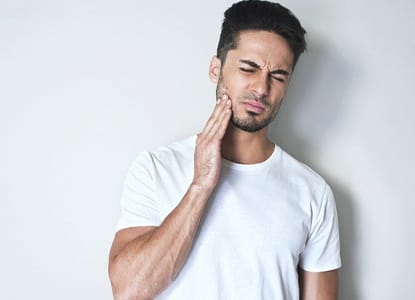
[1,0,414,299]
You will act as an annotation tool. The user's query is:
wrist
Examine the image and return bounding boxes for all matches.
[189,181,215,197]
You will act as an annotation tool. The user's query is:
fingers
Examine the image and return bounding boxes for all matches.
[216,101,232,138]
[200,96,226,134]
[200,95,232,140]
[207,98,231,139]
[193,95,231,190]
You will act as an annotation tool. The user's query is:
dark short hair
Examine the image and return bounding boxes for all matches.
[217,0,307,67]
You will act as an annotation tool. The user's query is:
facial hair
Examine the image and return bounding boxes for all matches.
[216,72,281,133]
[232,105,275,132]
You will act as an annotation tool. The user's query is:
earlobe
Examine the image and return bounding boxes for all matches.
[209,56,221,83]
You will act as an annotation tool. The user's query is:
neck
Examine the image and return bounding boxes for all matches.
[221,123,275,164]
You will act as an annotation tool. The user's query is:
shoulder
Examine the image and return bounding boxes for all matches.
[150,135,196,164]
[275,148,338,236]
[130,135,196,172]
[276,146,330,197]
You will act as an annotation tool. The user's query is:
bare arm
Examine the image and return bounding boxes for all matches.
[108,96,232,300]
[299,269,339,300]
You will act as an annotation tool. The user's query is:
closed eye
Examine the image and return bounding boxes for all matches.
[271,75,285,82]
[240,67,255,73]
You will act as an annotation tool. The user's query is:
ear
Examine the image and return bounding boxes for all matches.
[209,56,221,83]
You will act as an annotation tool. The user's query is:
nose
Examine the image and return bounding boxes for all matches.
[251,72,270,98]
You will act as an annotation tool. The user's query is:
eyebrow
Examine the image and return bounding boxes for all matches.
[239,59,290,76]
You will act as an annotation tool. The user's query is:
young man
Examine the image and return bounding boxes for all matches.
[109,1,341,299]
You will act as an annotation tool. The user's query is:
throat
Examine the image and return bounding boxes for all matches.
[221,128,275,164]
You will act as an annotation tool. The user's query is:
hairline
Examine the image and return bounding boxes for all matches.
[218,29,296,69]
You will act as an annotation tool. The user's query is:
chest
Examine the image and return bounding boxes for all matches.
[156,162,312,258]
[198,175,311,261]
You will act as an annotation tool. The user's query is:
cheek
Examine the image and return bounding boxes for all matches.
[270,83,288,100]
[222,75,248,100]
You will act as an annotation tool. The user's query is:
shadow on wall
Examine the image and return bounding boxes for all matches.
[268,36,359,300]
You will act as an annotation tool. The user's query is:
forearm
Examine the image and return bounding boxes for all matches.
[109,96,232,299]
[299,270,338,300]
[109,183,212,300]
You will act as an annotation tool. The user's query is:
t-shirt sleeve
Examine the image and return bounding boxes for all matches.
[116,152,161,232]
[299,184,342,272]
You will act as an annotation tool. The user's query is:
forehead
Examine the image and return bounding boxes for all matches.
[227,30,294,69]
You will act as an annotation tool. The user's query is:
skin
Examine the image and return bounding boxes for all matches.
[108,97,232,300]
[210,30,293,164]
[108,30,338,300]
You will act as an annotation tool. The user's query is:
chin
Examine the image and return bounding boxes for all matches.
[231,116,270,132]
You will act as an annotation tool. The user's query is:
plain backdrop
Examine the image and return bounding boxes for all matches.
[1,0,414,299]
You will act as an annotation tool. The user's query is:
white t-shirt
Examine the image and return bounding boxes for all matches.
[117,136,341,300]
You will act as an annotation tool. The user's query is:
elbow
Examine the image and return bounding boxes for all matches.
[108,259,154,300]
[111,288,152,300]
[109,261,129,299]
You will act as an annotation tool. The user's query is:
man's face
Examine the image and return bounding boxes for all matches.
[212,30,294,132]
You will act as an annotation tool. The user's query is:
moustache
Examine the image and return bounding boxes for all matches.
[240,94,270,107]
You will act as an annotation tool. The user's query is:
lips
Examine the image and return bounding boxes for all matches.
[242,100,266,113]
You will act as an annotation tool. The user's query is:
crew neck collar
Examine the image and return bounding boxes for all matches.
[221,144,280,171]
[191,134,280,171]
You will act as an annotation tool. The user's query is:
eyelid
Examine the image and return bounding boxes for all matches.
[271,75,285,82]
[239,66,286,82]
[239,67,255,72]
